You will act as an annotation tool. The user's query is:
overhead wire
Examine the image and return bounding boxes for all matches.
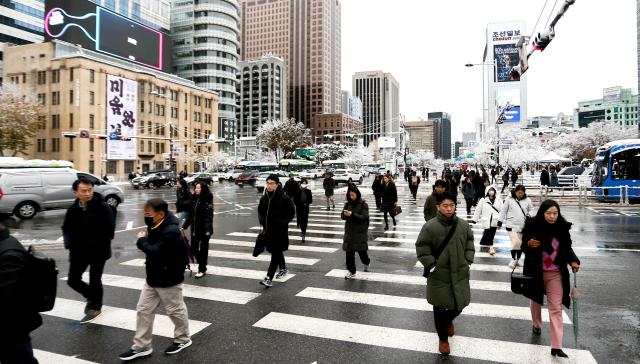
[529,0,550,40]
[545,0,560,29]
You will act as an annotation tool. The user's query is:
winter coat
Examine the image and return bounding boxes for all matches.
[258,186,295,252]
[498,191,535,232]
[182,195,214,237]
[472,186,503,229]
[423,193,438,222]
[510,169,518,183]
[62,192,115,260]
[415,212,475,311]
[521,219,580,308]
[502,170,510,183]
[380,183,398,212]
[461,181,475,200]
[472,174,484,199]
[341,198,369,252]
[550,172,559,187]
[175,188,192,213]
[0,227,42,340]
[294,187,312,227]
[371,178,383,196]
[540,170,550,186]
[323,177,335,196]
[136,212,186,288]
[284,179,300,198]
[409,176,421,192]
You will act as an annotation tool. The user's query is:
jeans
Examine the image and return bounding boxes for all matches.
[325,194,335,208]
[267,250,286,280]
[0,335,38,364]
[190,233,210,273]
[346,250,370,274]
[433,306,462,341]
[67,255,106,311]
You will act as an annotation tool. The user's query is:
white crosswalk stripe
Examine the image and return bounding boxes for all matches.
[253,313,596,364]
[208,249,320,265]
[213,238,338,253]
[228,231,343,243]
[34,350,99,364]
[44,298,211,336]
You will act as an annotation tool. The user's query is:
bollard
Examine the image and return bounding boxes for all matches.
[619,186,624,205]
[625,185,630,205]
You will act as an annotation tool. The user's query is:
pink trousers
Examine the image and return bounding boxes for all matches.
[530,271,564,349]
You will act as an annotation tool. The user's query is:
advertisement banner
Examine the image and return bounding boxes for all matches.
[106,74,137,160]
[496,88,521,122]
[378,137,396,149]
[493,44,519,82]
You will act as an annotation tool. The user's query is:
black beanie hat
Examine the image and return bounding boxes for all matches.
[267,174,280,184]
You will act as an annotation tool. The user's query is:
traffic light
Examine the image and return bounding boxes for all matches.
[532,29,554,51]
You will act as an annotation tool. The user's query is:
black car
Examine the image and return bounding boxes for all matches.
[131,170,177,189]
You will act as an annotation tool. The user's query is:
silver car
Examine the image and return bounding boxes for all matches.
[0,168,124,219]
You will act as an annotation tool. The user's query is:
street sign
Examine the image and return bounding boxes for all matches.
[501,139,513,145]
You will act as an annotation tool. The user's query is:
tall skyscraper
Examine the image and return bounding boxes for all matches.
[92,0,170,31]
[429,112,452,160]
[353,71,400,146]
[239,0,342,129]
[237,54,287,137]
[0,1,44,84]
[171,0,240,142]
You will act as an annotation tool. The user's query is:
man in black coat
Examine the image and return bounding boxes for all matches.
[540,167,551,187]
[62,177,116,324]
[258,175,295,287]
[283,174,300,199]
[119,199,192,361]
[323,173,336,210]
[0,224,41,364]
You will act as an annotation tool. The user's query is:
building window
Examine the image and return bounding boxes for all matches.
[89,160,95,174]
[90,70,95,83]
[69,68,74,81]
[140,101,144,112]
[89,114,95,128]
[52,70,60,83]
[140,141,144,152]
[89,91,95,105]
[37,71,46,84]
[148,141,152,152]
[107,161,117,174]
[89,138,94,152]
[37,115,46,129]
[125,160,134,173]
[52,114,60,129]
[69,137,74,152]
[140,120,145,134]
[69,90,74,104]
[52,138,60,152]
[69,113,74,128]
[52,91,60,105]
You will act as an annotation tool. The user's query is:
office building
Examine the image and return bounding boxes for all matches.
[171,0,241,143]
[429,112,452,160]
[239,0,342,128]
[528,116,556,128]
[573,87,639,128]
[404,120,436,154]
[313,113,363,147]
[462,132,476,147]
[236,54,287,137]
[454,141,463,158]
[353,70,400,146]
[91,0,171,31]
[3,42,219,178]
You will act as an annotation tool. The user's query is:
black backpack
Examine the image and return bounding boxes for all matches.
[0,238,58,312]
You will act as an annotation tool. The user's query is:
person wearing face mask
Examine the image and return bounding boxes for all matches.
[521,200,580,358]
[294,178,312,242]
[415,192,474,355]
[472,185,503,256]
[119,199,192,361]
[181,182,214,278]
[342,184,370,279]
[175,178,192,225]
[498,184,535,268]
[257,175,295,287]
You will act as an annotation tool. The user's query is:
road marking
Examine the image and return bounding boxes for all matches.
[413,260,514,273]
[115,225,146,233]
[251,227,346,236]
[253,313,594,363]
[308,218,383,225]
[125,221,133,230]
[208,249,320,265]
[45,298,210,336]
[228,232,343,244]
[121,259,295,282]
[287,223,375,230]
[213,239,338,253]
[325,269,511,292]
[63,273,260,304]
[296,287,570,323]
[34,350,98,364]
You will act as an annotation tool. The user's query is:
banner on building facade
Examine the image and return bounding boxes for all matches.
[106,74,137,160]
[493,44,519,82]
[496,88,521,122]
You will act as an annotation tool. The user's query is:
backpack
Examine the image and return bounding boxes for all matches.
[0,238,58,312]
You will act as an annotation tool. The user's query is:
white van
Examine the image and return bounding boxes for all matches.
[0,167,124,219]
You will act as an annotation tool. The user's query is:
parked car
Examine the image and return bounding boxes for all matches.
[184,173,214,186]
[235,170,259,187]
[332,169,363,184]
[298,168,325,179]
[211,171,233,182]
[0,168,124,219]
[557,166,586,187]
[131,170,177,189]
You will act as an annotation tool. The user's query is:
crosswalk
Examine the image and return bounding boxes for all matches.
[33,185,597,363]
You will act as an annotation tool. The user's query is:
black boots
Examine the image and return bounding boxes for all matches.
[551,349,568,358]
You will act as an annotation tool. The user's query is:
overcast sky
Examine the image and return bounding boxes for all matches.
[341,0,638,141]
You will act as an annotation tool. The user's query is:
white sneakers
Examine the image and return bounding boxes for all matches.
[508,259,517,269]
[489,246,496,256]
[344,272,356,279]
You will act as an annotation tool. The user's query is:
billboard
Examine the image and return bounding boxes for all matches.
[106,75,137,160]
[44,0,171,73]
[496,88,521,122]
[493,44,519,82]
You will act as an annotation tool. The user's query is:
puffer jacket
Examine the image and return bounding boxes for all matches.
[136,213,185,288]
[472,186,503,229]
[498,191,535,232]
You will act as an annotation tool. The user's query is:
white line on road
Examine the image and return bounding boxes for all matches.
[252,313,595,364]
[34,350,98,364]
[296,287,570,323]
[125,221,133,230]
[228,232,343,244]
[212,239,338,253]
[208,249,319,265]
[45,298,210,337]
[413,260,515,273]
[121,259,294,282]
[63,273,260,304]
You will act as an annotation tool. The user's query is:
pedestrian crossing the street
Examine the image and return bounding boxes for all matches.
[31,185,597,363]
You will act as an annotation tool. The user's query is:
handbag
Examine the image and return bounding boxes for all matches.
[510,264,533,295]
[422,219,458,278]
[253,232,266,257]
[392,205,402,216]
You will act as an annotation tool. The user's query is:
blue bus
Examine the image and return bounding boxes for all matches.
[592,139,640,201]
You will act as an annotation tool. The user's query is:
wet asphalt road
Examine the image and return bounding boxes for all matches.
[2,177,639,363]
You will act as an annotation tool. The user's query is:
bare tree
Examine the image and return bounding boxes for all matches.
[0,84,44,156]
[256,118,312,162]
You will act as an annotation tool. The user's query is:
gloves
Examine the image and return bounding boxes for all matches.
[497,221,503,228]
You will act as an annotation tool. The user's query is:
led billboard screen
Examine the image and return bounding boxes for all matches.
[496,88,521,122]
[44,0,171,73]
[493,44,519,82]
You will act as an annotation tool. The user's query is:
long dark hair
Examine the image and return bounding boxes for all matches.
[176,178,189,194]
[193,181,213,203]
[345,183,362,202]
[534,199,570,228]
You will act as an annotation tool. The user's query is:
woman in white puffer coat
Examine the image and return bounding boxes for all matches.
[472,185,503,256]
[498,184,535,268]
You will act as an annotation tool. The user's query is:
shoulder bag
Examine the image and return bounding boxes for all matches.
[422,219,458,278]
[511,264,533,295]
